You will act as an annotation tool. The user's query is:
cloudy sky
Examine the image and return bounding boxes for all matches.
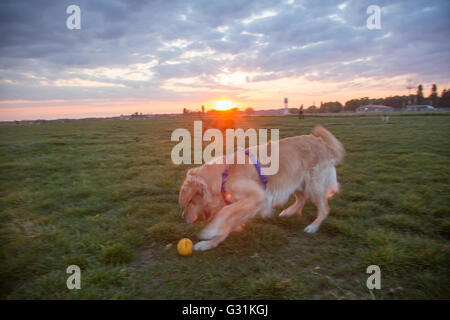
[0,0,449,120]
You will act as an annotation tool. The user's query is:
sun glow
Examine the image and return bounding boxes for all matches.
[213,100,237,111]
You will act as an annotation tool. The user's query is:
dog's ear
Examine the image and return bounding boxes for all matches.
[179,169,212,206]
[179,176,200,206]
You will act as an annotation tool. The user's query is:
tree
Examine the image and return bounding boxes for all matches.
[306,105,318,113]
[344,99,361,111]
[383,95,408,109]
[417,84,424,104]
[321,101,343,113]
[130,112,145,118]
[244,107,255,115]
[344,97,370,111]
[429,84,438,106]
[438,89,450,108]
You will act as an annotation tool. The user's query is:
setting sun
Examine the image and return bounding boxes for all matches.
[213,100,237,111]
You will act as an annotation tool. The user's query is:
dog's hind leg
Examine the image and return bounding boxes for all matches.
[304,165,339,233]
[304,196,329,233]
[279,190,307,217]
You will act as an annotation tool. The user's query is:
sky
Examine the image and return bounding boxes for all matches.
[0,0,449,120]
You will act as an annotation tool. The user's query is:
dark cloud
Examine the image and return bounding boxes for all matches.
[0,0,449,103]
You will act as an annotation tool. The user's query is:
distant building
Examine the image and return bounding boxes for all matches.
[283,97,289,114]
[405,105,436,111]
[356,105,394,113]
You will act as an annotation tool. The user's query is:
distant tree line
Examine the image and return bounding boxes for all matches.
[130,112,145,118]
[181,84,450,115]
[304,84,450,113]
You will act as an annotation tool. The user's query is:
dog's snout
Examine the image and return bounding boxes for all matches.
[182,211,198,224]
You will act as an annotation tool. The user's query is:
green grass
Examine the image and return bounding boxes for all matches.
[0,113,449,299]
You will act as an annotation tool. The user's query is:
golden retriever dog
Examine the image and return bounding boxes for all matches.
[179,125,345,251]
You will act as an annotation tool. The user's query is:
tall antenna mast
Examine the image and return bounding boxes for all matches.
[406,79,415,95]
[406,79,415,105]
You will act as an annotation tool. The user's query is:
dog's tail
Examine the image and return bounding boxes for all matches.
[313,125,345,165]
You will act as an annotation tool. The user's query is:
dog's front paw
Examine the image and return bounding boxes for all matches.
[304,224,319,233]
[194,241,213,251]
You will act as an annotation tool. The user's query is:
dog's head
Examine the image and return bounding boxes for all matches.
[179,168,213,223]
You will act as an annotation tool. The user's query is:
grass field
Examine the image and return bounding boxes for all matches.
[0,113,449,299]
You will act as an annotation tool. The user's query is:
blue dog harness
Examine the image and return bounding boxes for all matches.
[221,149,268,205]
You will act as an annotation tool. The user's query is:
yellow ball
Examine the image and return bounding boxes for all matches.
[177,238,193,256]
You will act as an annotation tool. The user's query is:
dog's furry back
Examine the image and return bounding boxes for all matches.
[261,125,344,212]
